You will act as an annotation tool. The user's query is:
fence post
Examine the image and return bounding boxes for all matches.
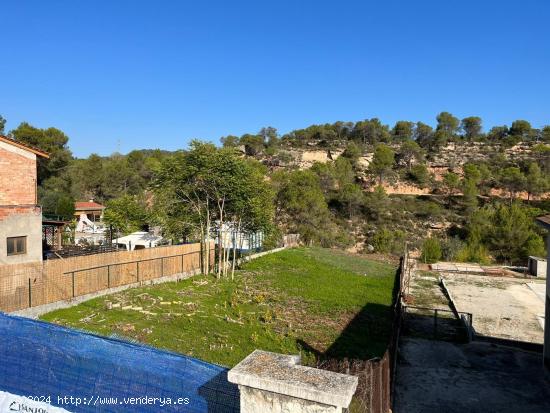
[181,253,184,274]
[161,256,164,277]
[137,261,140,282]
[469,313,474,341]
[107,265,111,288]
[434,309,438,339]
[28,278,31,308]
[71,272,75,298]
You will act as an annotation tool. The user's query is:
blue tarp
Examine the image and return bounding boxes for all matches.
[0,313,239,412]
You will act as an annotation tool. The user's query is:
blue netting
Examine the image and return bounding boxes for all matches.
[0,312,239,412]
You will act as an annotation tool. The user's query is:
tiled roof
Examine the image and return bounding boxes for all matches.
[75,201,105,210]
[0,135,49,158]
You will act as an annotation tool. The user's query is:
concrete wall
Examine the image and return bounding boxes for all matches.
[528,256,547,278]
[0,210,43,265]
[238,386,341,413]
[228,350,357,413]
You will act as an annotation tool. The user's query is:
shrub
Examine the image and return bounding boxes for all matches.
[408,164,431,188]
[420,237,442,263]
[441,237,465,261]
[525,236,545,258]
[412,200,443,218]
[263,227,282,250]
[372,228,393,253]
[391,230,407,255]
[455,242,491,264]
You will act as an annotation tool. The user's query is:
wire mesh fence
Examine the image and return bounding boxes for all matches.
[0,243,214,312]
[312,250,410,413]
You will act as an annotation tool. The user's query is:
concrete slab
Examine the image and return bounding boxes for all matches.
[431,262,485,273]
[395,337,550,413]
[527,282,546,304]
[441,274,545,343]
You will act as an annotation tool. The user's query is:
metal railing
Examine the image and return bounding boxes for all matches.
[402,304,473,342]
[45,244,120,259]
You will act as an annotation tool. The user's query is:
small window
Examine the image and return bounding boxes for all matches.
[7,236,27,256]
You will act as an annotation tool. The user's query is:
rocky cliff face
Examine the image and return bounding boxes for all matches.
[253,140,547,198]
[426,141,537,167]
[257,140,540,172]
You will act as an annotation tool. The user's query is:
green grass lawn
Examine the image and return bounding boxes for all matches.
[40,247,397,368]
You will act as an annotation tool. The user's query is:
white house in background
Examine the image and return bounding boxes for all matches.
[112,231,165,251]
[213,222,264,252]
[74,200,106,245]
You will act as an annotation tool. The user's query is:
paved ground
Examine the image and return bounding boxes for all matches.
[527,282,547,303]
[394,337,550,413]
[441,273,545,343]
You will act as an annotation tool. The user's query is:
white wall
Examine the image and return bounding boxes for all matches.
[0,211,43,265]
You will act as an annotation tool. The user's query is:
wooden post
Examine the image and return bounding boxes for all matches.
[137,262,140,282]
[107,265,111,288]
[181,253,184,274]
[161,257,164,277]
[72,272,75,298]
[28,278,31,308]
[56,226,62,250]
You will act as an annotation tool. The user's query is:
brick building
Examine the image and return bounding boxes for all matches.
[0,135,49,264]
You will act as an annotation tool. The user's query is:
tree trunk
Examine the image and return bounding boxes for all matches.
[199,226,206,274]
[231,218,242,280]
[217,198,225,278]
[205,206,211,274]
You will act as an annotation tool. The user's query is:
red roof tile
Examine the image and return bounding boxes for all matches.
[75,201,105,210]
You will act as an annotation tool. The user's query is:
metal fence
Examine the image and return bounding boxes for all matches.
[45,243,120,259]
[402,305,473,342]
[315,250,410,413]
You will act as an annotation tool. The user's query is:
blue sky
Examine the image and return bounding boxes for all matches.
[1,0,549,157]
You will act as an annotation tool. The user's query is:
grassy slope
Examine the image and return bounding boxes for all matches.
[41,247,396,367]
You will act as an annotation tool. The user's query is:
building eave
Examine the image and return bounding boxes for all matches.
[0,135,50,158]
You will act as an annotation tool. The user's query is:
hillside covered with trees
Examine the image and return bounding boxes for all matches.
[1,111,549,265]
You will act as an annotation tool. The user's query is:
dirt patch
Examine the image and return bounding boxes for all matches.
[407,270,449,308]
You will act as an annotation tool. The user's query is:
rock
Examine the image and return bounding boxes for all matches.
[366,244,375,253]
[120,323,135,332]
[140,310,157,316]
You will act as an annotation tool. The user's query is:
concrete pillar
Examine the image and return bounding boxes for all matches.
[545,234,550,371]
[228,350,358,413]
